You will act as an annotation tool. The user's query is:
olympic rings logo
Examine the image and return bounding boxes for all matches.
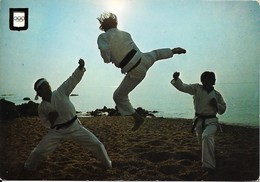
[13,16,25,22]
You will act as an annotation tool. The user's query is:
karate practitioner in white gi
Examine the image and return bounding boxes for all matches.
[170,71,226,174]
[97,12,186,131]
[24,59,112,171]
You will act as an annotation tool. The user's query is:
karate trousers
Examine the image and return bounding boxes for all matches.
[113,48,174,115]
[195,118,218,169]
[24,119,111,171]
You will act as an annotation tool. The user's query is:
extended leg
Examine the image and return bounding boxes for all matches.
[24,131,61,171]
[72,125,112,169]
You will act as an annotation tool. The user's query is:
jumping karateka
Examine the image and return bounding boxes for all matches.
[97,12,186,131]
[24,59,112,171]
[170,71,226,174]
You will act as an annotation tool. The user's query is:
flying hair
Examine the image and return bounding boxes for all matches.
[97,12,118,32]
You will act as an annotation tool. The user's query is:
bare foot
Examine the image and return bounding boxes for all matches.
[172,47,186,54]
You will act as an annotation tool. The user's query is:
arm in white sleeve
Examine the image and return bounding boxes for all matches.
[215,91,227,115]
[100,49,111,63]
[57,67,85,96]
[97,34,111,63]
[170,78,198,95]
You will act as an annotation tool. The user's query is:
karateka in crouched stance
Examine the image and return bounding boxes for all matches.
[24,59,112,171]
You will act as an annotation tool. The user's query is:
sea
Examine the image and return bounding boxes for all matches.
[1,83,259,128]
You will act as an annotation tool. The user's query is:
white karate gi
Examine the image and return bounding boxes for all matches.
[171,78,226,169]
[98,28,174,115]
[24,67,111,171]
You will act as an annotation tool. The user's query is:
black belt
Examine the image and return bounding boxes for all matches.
[119,49,137,69]
[191,113,216,133]
[128,58,141,72]
[51,115,77,130]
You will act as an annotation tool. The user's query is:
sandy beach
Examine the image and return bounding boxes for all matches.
[0,116,259,181]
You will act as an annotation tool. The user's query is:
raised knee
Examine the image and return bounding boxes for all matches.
[113,91,125,103]
[113,91,119,102]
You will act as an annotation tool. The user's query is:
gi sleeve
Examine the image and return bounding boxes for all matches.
[57,67,85,96]
[97,34,111,63]
[215,91,227,115]
[171,78,198,95]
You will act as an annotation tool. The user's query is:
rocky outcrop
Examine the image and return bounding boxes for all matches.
[16,101,39,117]
[0,99,39,120]
[23,97,31,101]
[89,106,157,118]
[0,98,158,120]
[135,107,158,118]
[90,106,121,117]
[0,99,19,120]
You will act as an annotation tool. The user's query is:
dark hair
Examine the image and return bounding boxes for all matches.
[97,12,118,32]
[200,71,216,84]
[34,78,46,91]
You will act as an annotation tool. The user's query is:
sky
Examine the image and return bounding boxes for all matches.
[0,0,259,119]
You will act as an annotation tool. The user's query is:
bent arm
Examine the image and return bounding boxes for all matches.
[171,78,198,95]
[100,49,111,63]
[98,34,111,63]
[216,92,227,115]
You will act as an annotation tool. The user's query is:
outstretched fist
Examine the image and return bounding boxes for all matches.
[78,58,85,70]
[172,47,186,54]
[173,72,180,81]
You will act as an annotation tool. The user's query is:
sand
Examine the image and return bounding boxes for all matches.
[0,116,259,181]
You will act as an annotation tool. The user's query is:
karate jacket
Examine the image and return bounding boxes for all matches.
[38,67,85,128]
